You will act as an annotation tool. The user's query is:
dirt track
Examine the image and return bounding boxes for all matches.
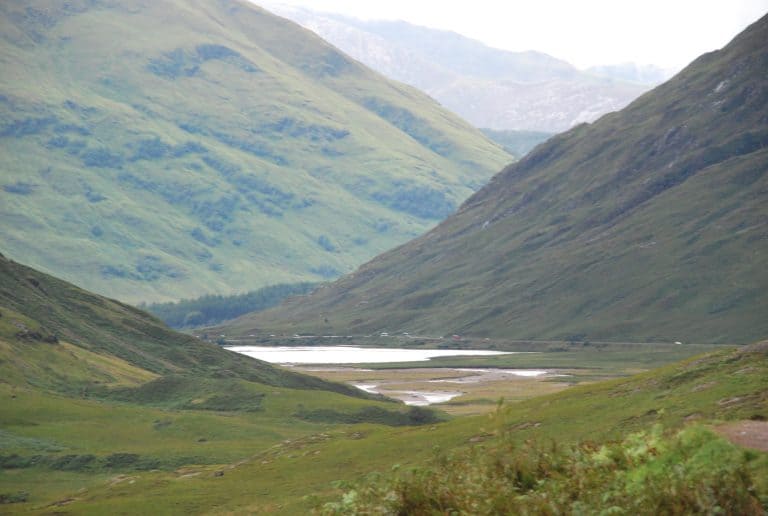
[715,421,768,452]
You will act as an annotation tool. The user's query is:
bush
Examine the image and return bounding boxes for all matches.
[322,425,765,515]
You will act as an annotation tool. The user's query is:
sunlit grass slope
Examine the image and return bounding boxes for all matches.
[0,0,511,303]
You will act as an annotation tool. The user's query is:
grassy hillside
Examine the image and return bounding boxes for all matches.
[0,0,510,303]
[2,335,765,512]
[323,342,768,513]
[0,252,371,398]
[230,13,768,344]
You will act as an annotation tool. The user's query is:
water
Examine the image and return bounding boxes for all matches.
[226,345,511,364]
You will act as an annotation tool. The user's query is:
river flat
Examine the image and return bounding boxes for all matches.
[226,345,566,413]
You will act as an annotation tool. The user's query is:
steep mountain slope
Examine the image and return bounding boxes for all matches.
[229,14,768,344]
[266,4,650,132]
[0,0,510,303]
[0,252,365,398]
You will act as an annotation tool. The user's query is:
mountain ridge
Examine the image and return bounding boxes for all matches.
[265,4,651,132]
[226,12,768,344]
[0,0,510,303]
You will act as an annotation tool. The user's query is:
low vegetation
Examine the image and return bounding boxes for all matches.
[322,343,768,513]
[141,282,318,328]
[323,425,766,514]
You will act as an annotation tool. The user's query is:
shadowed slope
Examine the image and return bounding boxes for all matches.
[228,13,768,344]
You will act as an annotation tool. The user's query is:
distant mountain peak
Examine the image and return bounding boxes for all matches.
[265,4,651,132]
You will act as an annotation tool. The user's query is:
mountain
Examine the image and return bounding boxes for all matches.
[265,4,651,132]
[0,251,366,399]
[0,0,510,304]
[480,129,554,158]
[226,13,768,344]
[586,62,676,86]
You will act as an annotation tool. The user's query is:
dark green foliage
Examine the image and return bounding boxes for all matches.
[0,116,55,137]
[80,147,124,168]
[317,235,336,252]
[260,117,349,141]
[309,265,340,278]
[171,140,207,157]
[373,183,456,219]
[208,130,287,165]
[147,48,200,78]
[294,405,441,426]
[143,281,318,328]
[49,454,96,471]
[129,138,171,161]
[363,97,454,156]
[3,182,35,195]
[0,491,28,504]
[0,452,207,472]
[147,44,259,79]
[100,257,184,282]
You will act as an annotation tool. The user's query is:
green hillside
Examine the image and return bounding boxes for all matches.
[0,253,450,512]
[0,252,373,399]
[230,13,768,344]
[0,0,510,303]
[326,343,768,514]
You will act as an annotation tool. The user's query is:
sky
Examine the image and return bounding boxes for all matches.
[264,0,768,70]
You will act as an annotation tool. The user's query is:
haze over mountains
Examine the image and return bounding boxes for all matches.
[0,0,509,303]
[266,4,657,132]
[230,13,768,344]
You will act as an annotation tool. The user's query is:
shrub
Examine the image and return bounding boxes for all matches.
[321,425,765,515]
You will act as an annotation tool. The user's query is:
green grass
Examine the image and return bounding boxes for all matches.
[321,343,768,513]
[323,425,767,515]
[0,0,511,304]
[233,14,768,344]
[2,343,765,514]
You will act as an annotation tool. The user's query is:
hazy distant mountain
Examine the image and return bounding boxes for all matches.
[267,4,651,132]
[230,13,768,344]
[0,0,509,303]
[586,62,675,85]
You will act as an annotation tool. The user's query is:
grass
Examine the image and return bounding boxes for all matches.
[321,343,768,513]
[2,343,764,514]
[0,0,511,304]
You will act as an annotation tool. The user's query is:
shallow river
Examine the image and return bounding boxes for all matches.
[226,345,553,407]
[225,345,511,364]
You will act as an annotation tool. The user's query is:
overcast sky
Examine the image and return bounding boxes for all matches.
[263,0,767,70]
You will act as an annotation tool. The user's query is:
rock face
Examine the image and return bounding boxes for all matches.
[0,0,510,303]
[231,13,768,344]
[268,5,651,132]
